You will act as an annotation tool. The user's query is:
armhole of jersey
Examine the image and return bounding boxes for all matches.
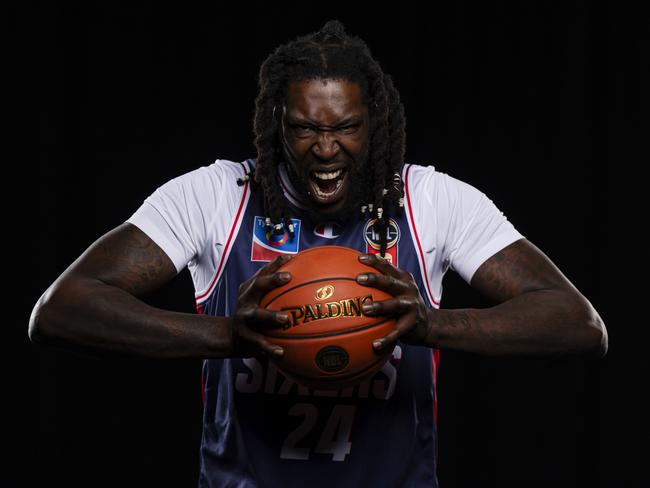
[194,160,252,305]
[403,164,441,309]
[404,165,441,437]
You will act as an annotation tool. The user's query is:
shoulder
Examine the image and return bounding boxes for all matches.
[139,157,255,223]
[154,158,253,199]
[170,158,252,186]
[404,163,482,204]
[206,157,254,178]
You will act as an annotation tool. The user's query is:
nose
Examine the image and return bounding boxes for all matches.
[312,131,340,161]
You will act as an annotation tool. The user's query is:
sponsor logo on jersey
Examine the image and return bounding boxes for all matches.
[251,216,301,262]
[363,218,400,266]
[313,222,341,239]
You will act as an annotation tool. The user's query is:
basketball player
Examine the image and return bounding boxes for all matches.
[29,21,608,487]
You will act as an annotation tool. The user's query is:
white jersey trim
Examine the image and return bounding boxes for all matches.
[403,163,441,308]
[126,158,253,298]
[128,158,523,313]
[404,163,525,289]
[195,160,252,304]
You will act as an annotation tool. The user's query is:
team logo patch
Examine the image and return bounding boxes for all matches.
[363,218,400,266]
[251,216,301,262]
[313,222,341,239]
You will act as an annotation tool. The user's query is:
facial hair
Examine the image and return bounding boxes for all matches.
[281,137,370,225]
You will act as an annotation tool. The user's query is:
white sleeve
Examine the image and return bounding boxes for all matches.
[443,173,525,284]
[406,164,524,286]
[125,159,245,274]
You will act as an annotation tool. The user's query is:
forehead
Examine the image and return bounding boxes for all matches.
[284,79,367,120]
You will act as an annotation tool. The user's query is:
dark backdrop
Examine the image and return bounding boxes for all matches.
[11,2,643,487]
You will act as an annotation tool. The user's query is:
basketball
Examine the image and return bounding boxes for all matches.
[259,246,396,389]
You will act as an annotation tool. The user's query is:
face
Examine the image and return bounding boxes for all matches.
[281,78,370,220]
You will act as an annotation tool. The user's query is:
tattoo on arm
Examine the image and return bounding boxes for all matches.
[457,311,473,332]
[80,223,177,296]
[470,238,568,303]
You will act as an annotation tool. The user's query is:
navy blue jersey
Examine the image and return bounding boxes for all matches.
[127,158,524,487]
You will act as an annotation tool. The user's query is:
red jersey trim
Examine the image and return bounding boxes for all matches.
[403,164,440,307]
[195,161,251,304]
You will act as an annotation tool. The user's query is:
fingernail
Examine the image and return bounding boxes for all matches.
[278,272,291,281]
[359,254,371,262]
[273,348,284,357]
[373,340,383,349]
[357,274,368,283]
[277,312,289,322]
[362,302,375,313]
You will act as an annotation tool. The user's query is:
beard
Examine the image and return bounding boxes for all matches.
[281,139,370,225]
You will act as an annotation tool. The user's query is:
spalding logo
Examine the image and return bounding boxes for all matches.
[316,346,350,373]
[315,285,335,301]
[281,295,373,329]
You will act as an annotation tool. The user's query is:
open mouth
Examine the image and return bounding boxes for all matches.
[309,167,348,202]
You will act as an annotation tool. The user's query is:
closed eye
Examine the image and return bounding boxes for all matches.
[337,124,360,134]
[290,123,361,137]
[292,125,316,137]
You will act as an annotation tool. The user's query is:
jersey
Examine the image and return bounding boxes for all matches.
[126,158,524,487]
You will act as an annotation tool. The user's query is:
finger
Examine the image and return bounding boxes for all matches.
[237,307,291,329]
[238,325,285,357]
[356,272,411,296]
[373,311,417,351]
[358,253,403,277]
[239,254,293,294]
[263,253,294,274]
[245,271,292,302]
[361,296,415,316]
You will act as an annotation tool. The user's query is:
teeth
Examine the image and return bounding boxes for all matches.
[313,179,343,198]
[313,169,343,180]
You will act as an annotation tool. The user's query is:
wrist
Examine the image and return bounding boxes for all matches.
[422,307,438,347]
[200,314,237,358]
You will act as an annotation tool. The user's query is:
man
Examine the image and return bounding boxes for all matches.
[29,20,607,487]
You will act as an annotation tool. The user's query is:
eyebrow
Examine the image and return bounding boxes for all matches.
[286,115,363,127]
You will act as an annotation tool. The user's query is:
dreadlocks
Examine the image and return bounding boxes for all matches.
[242,19,406,257]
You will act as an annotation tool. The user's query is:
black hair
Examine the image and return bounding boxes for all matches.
[240,20,406,256]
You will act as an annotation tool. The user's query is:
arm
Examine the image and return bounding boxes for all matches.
[357,239,608,358]
[28,223,230,359]
[427,239,607,357]
[29,223,290,359]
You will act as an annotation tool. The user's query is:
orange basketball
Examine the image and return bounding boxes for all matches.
[259,246,396,390]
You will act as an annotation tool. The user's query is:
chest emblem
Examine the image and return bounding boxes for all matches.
[313,222,341,239]
[363,217,400,266]
[251,216,301,262]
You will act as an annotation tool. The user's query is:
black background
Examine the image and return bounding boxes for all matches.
[10,1,644,487]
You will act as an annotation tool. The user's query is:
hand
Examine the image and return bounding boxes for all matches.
[356,253,433,351]
[230,254,293,358]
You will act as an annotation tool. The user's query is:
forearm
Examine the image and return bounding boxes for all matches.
[426,289,607,357]
[29,277,233,359]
